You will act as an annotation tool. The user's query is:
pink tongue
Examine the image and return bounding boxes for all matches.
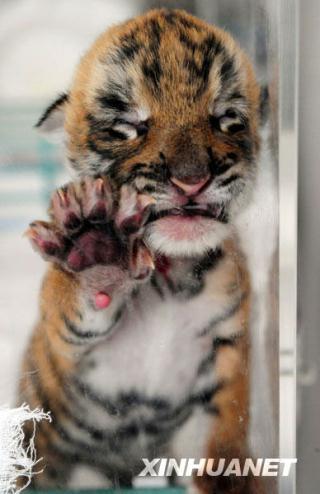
[95,292,111,309]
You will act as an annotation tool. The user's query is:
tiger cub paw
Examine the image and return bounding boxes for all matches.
[26,177,155,282]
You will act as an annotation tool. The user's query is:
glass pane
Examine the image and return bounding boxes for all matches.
[0,1,297,493]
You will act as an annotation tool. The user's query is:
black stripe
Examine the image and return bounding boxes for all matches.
[87,114,128,142]
[118,158,169,186]
[178,249,224,298]
[61,308,122,345]
[198,292,248,337]
[72,378,122,416]
[25,359,51,412]
[72,382,171,418]
[106,128,128,141]
[141,19,163,95]
[151,275,164,298]
[116,29,143,62]
[44,343,103,440]
[87,137,116,161]
[27,360,120,455]
[207,147,234,176]
[180,34,224,98]
[197,334,241,376]
[121,170,165,185]
[116,391,170,412]
[149,18,162,44]
[213,334,240,350]
[189,381,224,406]
[204,404,221,416]
[26,357,79,447]
[229,91,245,101]
[196,37,224,97]
[143,407,192,436]
[164,274,176,293]
[193,248,224,281]
[112,400,193,440]
[236,136,254,158]
[220,57,237,85]
[107,142,148,179]
[226,152,238,161]
[140,184,157,194]
[162,10,198,30]
[98,94,129,113]
[142,59,162,93]
[179,31,199,51]
[219,174,242,187]
[162,9,179,26]
[228,123,247,134]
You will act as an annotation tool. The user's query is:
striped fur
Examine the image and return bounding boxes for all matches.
[20,9,265,494]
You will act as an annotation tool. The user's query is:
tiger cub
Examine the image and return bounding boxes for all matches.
[19,8,265,494]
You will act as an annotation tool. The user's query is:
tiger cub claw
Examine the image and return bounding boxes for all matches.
[116,184,156,235]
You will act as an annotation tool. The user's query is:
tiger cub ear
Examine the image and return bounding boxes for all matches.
[35,93,69,141]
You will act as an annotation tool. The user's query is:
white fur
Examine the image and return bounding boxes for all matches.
[113,123,138,140]
[75,276,243,453]
[122,107,150,125]
[78,293,123,335]
[144,221,231,257]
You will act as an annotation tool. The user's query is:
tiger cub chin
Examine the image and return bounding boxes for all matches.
[19,8,265,494]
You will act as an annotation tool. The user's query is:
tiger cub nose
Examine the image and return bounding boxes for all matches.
[170,175,210,196]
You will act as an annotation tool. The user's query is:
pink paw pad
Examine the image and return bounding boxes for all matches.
[95,292,111,310]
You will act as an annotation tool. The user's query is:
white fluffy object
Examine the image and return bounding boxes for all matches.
[0,405,51,493]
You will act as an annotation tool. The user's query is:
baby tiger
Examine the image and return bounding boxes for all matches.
[19,8,265,494]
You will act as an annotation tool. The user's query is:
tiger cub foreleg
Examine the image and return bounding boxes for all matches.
[18,177,154,487]
[195,329,265,494]
[171,290,264,494]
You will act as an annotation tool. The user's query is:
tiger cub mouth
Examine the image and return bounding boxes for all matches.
[147,203,227,224]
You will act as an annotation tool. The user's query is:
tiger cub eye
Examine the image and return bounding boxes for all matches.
[210,109,247,134]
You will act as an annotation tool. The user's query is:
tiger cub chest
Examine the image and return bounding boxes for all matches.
[79,278,231,414]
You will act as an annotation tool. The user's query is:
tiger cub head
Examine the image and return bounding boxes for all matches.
[37,8,262,257]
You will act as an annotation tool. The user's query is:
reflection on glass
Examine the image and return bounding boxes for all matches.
[0,1,297,493]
